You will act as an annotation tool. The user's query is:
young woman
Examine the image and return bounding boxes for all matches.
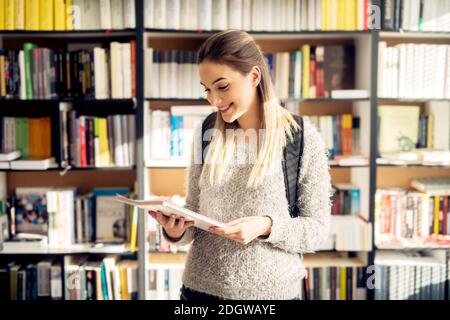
[149,30,332,300]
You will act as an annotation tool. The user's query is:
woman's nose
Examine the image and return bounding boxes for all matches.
[210,93,222,106]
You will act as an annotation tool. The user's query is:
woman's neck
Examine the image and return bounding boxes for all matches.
[236,96,263,132]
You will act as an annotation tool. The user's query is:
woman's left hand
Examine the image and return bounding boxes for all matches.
[208,216,272,245]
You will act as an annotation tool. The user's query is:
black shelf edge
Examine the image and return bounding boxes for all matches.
[380,30,450,39]
[378,97,450,102]
[66,166,137,171]
[145,164,369,169]
[0,249,137,255]
[145,29,373,36]
[145,98,207,102]
[0,98,135,104]
[0,29,136,38]
[2,166,136,172]
[146,97,370,103]
[329,165,370,168]
[376,163,450,168]
[291,97,370,103]
[375,245,450,251]
[0,251,137,256]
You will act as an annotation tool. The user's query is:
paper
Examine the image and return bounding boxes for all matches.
[114,195,227,231]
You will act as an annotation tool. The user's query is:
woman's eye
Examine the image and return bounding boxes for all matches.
[218,85,229,91]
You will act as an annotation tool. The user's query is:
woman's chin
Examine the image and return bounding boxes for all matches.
[220,112,235,123]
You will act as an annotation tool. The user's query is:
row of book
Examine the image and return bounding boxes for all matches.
[144,49,202,99]
[304,266,367,300]
[0,117,51,160]
[317,216,372,252]
[378,103,450,155]
[381,0,450,32]
[145,0,371,31]
[65,255,138,300]
[303,115,359,160]
[0,41,136,100]
[0,259,63,300]
[331,183,361,216]
[68,112,136,168]
[0,256,138,300]
[3,187,138,248]
[145,253,450,300]
[146,106,213,161]
[374,250,449,300]
[145,45,356,100]
[378,43,450,99]
[0,0,136,31]
[266,45,355,99]
[375,190,450,247]
[148,266,183,300]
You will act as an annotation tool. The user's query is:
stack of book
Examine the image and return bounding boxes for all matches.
[146,105,214,163]
[3,187,138,250]
[380,0,450,31]
[145,0,371,32]
[374,250,447,300]
[0,0,136,31]
[0,41,136,100]
[378,42,450,99]
[375,177,450,248]
[68,112,136,168]
[303,115,361,160]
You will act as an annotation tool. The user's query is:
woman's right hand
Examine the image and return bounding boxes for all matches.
[148,211,195,240]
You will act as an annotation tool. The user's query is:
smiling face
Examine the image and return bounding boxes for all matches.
[199,60,260,123]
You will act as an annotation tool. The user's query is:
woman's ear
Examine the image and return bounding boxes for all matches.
[249,65,261,88]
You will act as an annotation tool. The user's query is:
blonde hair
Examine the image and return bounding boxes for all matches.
[197,30,300,188]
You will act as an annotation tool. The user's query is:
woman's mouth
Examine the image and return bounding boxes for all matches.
[218,103,233,113]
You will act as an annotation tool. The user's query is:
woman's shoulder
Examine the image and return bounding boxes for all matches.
[298,117,326,156]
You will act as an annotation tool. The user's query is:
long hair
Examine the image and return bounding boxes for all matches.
[197,30,300,188]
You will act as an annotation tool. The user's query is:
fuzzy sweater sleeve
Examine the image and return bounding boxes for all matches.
[162,126,202,246]
[260,120,332,254]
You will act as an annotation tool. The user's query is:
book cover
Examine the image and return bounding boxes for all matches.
[94,188,129,243]
[14,188,51,237]
[378,105,420,153]
[323,45,355,98]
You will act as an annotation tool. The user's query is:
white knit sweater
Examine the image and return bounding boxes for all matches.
[163,119,332,300]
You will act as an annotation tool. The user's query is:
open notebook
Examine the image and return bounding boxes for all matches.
[114,194,227,231]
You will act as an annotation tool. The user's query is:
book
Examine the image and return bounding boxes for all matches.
[9,157,56,170]
[378,105,420,153]
[114,195,227,232]
[0,150,21,161]
[331,89,369,99]
[93,188,129,244]
[411,177,450,194]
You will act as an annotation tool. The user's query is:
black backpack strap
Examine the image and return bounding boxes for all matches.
[201,112,218,164]
[284,115,304,218]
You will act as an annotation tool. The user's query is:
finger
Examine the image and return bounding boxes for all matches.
[176,217,185,229]
[221,233,246,244]
[166,214,177,229]
[184,221,195,228]
[226,218,245,227]
[216,224,242,235]
[156,212,168,225]
[148,211,156,218]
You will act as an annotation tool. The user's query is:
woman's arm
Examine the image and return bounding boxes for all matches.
[259,120,332,254]
[161,126,203,246]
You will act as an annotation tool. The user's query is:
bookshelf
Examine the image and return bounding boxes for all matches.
[1,0,450,301]
[0,0,145,301]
